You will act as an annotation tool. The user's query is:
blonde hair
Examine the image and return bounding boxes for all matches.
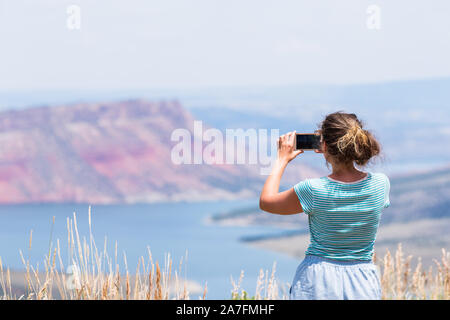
[320,112,380,166]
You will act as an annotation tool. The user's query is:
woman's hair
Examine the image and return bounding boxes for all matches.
[319,112,380,166]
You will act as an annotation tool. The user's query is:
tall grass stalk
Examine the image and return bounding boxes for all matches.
[0,208,196,300]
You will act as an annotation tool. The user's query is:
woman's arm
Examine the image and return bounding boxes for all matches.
[259,131,304,215]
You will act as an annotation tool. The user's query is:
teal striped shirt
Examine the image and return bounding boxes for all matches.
[294,172,390,261]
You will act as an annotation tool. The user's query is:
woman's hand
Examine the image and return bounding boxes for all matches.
[260,130,304,215]
[278,131,303,164]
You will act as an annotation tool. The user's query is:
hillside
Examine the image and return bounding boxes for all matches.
[381,166,450,223]
[0,99,320,204]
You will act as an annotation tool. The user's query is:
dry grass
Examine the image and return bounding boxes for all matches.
[0,207,448,300]
[230,243,449,300]
[377,243,449,300]
[231,262,291,300]
[0,207,204,300]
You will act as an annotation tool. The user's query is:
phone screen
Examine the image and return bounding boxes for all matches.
[296,134,321,150]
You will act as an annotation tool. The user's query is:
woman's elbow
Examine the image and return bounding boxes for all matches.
[259,197,267,211]
[259,197,265,211]
[259,196,273,213]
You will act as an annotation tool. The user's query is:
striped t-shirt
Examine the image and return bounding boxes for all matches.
[293,172,390,261]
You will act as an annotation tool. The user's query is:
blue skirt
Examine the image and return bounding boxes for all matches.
[289,255,382,300]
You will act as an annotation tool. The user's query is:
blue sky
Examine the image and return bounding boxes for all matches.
[1,0,450,90]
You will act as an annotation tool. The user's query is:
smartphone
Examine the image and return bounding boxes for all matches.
[295,133,321,150]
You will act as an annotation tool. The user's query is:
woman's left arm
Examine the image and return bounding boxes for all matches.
[259,131,304,215]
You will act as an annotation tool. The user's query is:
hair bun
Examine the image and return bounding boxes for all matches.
[320,112,380,166]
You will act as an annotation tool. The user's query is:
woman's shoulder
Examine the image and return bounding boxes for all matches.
[297,176,329,191]
[369,172,390,182]
[294,176,325,192]
[298,172,390,188]
[313,172,389,186]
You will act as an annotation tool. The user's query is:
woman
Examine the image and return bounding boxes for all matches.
[259,112,390,300]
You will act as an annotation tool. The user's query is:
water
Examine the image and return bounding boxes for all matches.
[0,200,301,299]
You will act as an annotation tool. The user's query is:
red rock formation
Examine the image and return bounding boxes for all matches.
[0,100,242,203]
[0,99,321,204]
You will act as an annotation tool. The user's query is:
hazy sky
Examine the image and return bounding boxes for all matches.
[1,0,450,90]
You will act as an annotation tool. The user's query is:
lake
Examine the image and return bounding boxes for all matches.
[0,200,301,299]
